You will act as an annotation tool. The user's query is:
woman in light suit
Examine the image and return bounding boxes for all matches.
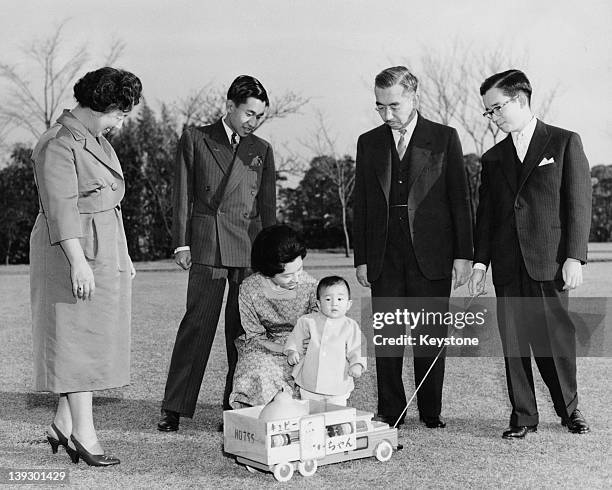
[30,67,142,466]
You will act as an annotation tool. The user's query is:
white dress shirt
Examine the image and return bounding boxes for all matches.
[511,116,537,162]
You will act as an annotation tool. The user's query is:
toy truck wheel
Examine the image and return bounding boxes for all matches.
[245,465,257,473]
[273,462,294,482]
[297,459,318,477]
[374,440,393,462]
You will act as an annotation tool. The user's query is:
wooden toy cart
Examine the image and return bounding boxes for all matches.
[224,400,400,482]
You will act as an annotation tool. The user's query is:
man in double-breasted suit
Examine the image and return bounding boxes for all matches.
[353,66,473,428]
[470,69,592,438]
[158,76,276,431]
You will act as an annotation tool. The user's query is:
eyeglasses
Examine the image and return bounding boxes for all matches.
[375,104,402,114]
[482,95,518,119]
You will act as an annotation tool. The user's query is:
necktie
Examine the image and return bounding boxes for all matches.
[515,132,527,163]
[397,129,408,160]
[231,132,238,153]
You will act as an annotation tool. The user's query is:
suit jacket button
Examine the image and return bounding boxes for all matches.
[251,190,256,196]
[111,182,118,191]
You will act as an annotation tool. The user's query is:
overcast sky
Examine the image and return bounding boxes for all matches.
[1,0,610,165]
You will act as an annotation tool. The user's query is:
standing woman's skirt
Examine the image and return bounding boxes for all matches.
[30,207,131,393]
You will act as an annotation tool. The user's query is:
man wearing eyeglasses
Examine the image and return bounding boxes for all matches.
[469,69,592,438]
[353,66,473,429]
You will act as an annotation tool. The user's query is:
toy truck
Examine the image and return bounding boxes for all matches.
[224,400,400,482]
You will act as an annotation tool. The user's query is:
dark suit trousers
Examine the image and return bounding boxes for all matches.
[495,258,578,426]
[162,264,247,416]
[371,208,451,420]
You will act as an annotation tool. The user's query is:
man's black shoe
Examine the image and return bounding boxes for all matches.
[157,409,180,432]
[502,425,537,439]
[562,409,590,434]
[419,415,446,428]
[374,414,404,428]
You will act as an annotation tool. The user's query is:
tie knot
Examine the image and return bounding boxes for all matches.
[231,132,238,145]
[399,129,407,136]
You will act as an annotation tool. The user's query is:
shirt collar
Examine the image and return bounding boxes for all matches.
[222,116,239,144]
[511,116,537,147]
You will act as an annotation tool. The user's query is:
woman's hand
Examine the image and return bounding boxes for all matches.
[59,238,95,301]
[258,339,286,354]
[71,259,95,301]
[286,350,300,365]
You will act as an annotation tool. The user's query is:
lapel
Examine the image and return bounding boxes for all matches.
[498,135,518,194]
[224,136,258,196]
[58,110,123,178]
[202,119,234,174]
[373,125,392,204]
[517,119,551,190]
[405,114,432,193]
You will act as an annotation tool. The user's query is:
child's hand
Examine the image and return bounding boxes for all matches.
[348,364,363,378]
[287,351,300,366]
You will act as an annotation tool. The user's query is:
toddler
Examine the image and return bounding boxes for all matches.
[284,276,366,406]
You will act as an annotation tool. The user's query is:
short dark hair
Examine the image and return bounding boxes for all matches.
[227,75,269,107]
[375,66,418,93]
[251,224,307,277]
[480,69,532,105]
[316,276,351,299]
[74,67,142,113]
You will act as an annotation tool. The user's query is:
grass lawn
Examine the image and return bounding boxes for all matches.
[0,260,610,488]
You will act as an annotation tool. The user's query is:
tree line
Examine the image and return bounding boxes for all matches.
[0,101,610,264]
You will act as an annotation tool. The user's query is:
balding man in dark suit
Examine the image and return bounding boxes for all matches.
[158,75,276,431]
[470,69,592,438]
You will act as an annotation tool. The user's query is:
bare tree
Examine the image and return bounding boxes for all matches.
[0,20,125,141]
[0,21,87,139]
[417,43,468,126]
[302,111,355,257]
[102,37,126,66]
[273,142,307,187]
[174,84,226,128]
[0,117,13,153]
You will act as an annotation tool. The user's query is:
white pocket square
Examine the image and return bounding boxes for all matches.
[538,157,555,166]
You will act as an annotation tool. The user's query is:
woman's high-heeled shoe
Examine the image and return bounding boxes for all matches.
[69,435,120,467]
[46,423,77,461]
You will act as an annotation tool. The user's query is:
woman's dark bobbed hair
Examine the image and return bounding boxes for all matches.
[251,224,307,277]
[73,67,142,113]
